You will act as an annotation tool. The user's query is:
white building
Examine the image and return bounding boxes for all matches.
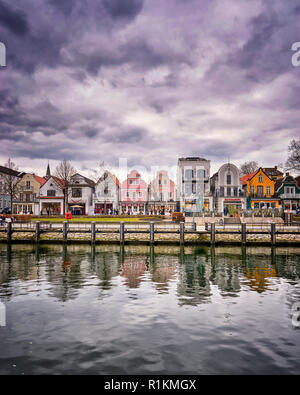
[93,171,120,214]
[210,163,246,213]
[177,157,212,212]
[68,173,95,215]
[39,176,65,215]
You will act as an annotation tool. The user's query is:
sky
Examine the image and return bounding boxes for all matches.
[0,0,299,182]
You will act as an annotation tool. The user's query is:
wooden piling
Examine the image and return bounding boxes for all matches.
[63,221,68,243]
[91,222,96,244]
[241,223,246,245]
[271,223,276,245]
[210,222,215,244]
[7,221,12,243]
[150,222,155,244]
[36,221,41,243]
[120,222,125,244]
[180,222,185,245]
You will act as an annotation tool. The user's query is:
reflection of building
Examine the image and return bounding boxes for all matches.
[120,170,147,215]
[13,173,46,214]
[39,175,65,215]
[241,167,280,209]
[246,264,277,293]
[210,163,246,213]
[148,170,176,214]
[121,256,147,288]
[93,171,120,214]
[177,157,212,213]
[149,256,176,290]
[68,173,95,215]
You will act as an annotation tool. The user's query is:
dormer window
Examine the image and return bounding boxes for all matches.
[259,174,263,183]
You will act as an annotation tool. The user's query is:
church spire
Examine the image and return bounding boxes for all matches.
[46,161,51,179]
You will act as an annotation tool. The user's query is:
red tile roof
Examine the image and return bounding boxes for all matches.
[33,175,47,186]
[240,170,258,185]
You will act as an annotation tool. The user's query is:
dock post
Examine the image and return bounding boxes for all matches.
[63,221,68,243]
[241,223,246,245]
[91,222,96,244]
[36,221,41,243]
[7,221,12,243]
[271,223,276,245]
[150,221,155,244]
[120,222,125,244]
[210,222,215,245]
[180,222,185,245]
[191,221,196,232]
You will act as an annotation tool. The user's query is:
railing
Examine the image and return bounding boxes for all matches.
[0,220,299,245]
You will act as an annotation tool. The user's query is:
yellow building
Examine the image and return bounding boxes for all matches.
[13,173,45,215]
[241,168,280,209]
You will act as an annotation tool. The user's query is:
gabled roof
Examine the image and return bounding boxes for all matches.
[71,173,95,187]
[33,174,47,186]
[42,175,65,190]
[97,171,120,187]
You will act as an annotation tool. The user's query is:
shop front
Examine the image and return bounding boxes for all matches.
[223,198,243,211]
[95,202,113,214]
[68,204,86,215]
[148,202,176,215]
[121,202,146,215]
[41,202,62,215]
[251,199,279,209]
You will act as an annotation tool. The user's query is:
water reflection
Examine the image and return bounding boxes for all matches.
[0,244,299,305]
[0,244,300,375]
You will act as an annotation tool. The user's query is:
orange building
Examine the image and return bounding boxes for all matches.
[241,168,280,209]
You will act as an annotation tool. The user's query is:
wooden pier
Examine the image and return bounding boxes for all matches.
[0,220,300,245]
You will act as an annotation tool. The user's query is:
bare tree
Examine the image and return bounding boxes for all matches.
[240,161,259,176]
[54,159,76,214]
[90,161,112,214]
[1,158,21,213]
[285,139,300,173]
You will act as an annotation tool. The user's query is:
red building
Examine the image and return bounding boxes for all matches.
[120,170,147,214]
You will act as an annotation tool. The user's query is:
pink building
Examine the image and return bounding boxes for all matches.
[148,170,176,214]
[120,170,147,214]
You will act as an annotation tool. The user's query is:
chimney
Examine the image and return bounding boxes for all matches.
[274,166,277,171]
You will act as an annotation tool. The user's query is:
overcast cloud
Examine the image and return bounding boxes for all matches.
[0,0,299,179]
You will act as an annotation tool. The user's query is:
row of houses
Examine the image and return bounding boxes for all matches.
[0,157,299,216]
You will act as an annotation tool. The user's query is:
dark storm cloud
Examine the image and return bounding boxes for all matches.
[0,1,29,36]
[103,0,144,19]
[0,0,299,172]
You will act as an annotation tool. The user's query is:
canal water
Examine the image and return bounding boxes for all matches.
[0,244,299,375]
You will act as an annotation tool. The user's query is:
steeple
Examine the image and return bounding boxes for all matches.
[46,161,51,179]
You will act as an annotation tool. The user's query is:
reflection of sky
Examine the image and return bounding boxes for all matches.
[0,245,299,374]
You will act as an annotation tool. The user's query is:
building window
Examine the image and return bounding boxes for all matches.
[47,190,56,197]
[138,192,142,198]
[126,192,130,198]
[227,187,231,196]
[266,186,271,195]
[33,193,36,201]
[233,187,237,196]
[132,192,136,201]
[250,186,255,195]
[26,181,30,189]
[72,188,82,198]
[20,193,23,201]
[164,180,167,185]
[136,179,140,185]
[197,169,204,179]
[129,179,133,185]
[259,174,263,183]
[185,169,193,180]
[226,174,231,185]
